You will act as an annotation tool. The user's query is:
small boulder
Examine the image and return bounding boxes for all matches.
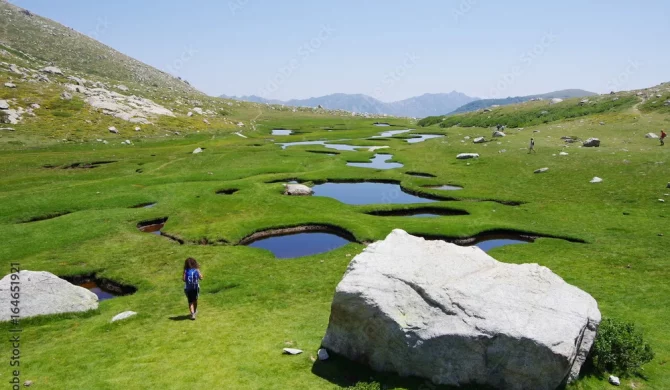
[203,119,210,125]
[284,183,313,196]
[282,348,303,355]
[24,380,34,387]
[30,103,40,109]
[599,121,605,125]
[0,100,9,110]
[193,147,203,154]
[317,348,329,361]
[134,126,141,131]
[550,98,563,104]
[559,152,569,156]
[590,177,603,183]
[583,138,600,147]
[4,82,16,88]
[492,131,506,137]
[473,137,486,144]
[457,153,479,159]
[111,311,137,322]
[60,92,73,101]
[645,133,659,139]
[122,140,132,145]
[609,375,620,386]
[193,107,204,115]
[108,126,118,134]
[187,112,193,117]
[117,85,129,92]
[0,271,98,321]
[534,167,549,173]
[41,66,64,75]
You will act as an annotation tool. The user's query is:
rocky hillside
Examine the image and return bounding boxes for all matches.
[449,89,597,115]
[0,1,197,95]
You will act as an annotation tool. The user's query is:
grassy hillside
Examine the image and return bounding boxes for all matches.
[448,89,597,115]
[418,95,638,128]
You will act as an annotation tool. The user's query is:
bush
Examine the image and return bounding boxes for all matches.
[591,318,654,377]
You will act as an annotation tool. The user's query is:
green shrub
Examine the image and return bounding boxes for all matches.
[591,318,654,377]
[346,381,381,390]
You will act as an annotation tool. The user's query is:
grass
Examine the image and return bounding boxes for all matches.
[1,100,669,389]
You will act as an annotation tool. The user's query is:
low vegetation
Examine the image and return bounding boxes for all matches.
[591,318,655,377]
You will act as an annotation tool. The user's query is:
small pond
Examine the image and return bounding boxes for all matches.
[278,140,364,151]
[61,275,137,301]
[366,207,468,218]
[406,134,444,144]
[79,281,117,301]
[272,129,293,136]
[373,123,391,127]
[313,182,437,205]
[472,238,531,252]
[246,231,352,259]
[370,129,412,138]
[347,154,403,170]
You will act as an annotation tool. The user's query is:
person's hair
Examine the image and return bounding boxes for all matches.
[184,257,200,271]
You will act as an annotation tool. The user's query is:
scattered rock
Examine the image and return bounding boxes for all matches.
[193,147,203,154]
[534,167,549,173]
[0,271,98,321]
[492,131,506,137]
[645,133,659,139]
[590,177,603,183]
[134,126,141,131]
[111,311,137,322]
[9,64,22,74]
[609,375,620,386]
[41,66,64,75]
[24,380,34,387]
[321,230,601,389]
[108,126,118,134]
[583,138,600,147]
[187,112,193,117]
[117,85,129,92]
[30,103,40,109]
[61,92,73,101]
[463,136,470,140]
[473,137,485,144]
[282,348,303,355]
[550,98,563,104]
[599,121,605,125]
[68,76,86,86]
[317,348,329,361]
[0,127,15,131]
[193,107,204,115]
[457,153,479,159]
[660,199,666,203]
[0,100,9,110]
[122,140,132,145]
[284,183,313,196]
[4,82,16,88]
[559,152,569,156]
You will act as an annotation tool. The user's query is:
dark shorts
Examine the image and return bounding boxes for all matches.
[184,287,200,304]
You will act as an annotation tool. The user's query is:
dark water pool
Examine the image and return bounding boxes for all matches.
[79,281,117,301]
[139,223,164,235]
[313,182,436,205]
[473,238,530,252]
[347,154,403,170]
[248,232,351,259]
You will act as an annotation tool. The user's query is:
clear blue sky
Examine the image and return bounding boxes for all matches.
[14,0,670,101]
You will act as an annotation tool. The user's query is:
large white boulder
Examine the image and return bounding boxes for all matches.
[321,230,601,390]
[283,183,313,196]
[0,271,98,321]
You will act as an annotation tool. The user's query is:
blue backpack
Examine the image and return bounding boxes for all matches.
[185,268,200,290]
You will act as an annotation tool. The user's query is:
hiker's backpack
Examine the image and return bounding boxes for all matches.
[185,269,200,289]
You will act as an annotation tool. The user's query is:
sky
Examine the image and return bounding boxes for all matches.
[12,0,670,102]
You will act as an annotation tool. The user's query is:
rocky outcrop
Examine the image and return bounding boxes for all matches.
[321,230,601,390]
[0,271,98,321]
[283,183,313,196]
[583,138,600,147]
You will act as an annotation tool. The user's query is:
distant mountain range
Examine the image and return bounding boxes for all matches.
[448,89,597,115]
[219,92,478,118]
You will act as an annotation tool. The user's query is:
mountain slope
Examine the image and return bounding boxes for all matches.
[221,91,479,118]
[0,1,198,95]
[449,89,597,115]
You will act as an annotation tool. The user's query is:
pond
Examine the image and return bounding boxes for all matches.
[366,207,469,218]
[79,281,117,301]
[347,154,403,170]
[278,140,364,151]
[373,123,391,127]
[312,182,437,205]
[406,134,444,144]
[272,129,293,136]
[472,238,530,252]
[61,275,137,301]
[370,129,412,138]
[244,227,354,259]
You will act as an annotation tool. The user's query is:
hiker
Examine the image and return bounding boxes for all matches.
[183,257,204,320]
[661,130,667,146]
[528,138,536,153]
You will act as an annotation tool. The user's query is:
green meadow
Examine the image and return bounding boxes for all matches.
[1,96,669,389]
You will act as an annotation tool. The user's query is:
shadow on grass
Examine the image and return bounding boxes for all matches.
[168,315,192,321]
[311,353,494,390]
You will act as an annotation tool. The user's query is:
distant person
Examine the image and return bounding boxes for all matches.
[528,138,536,153]
[661,130,667,146]
[183,257,203,320]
